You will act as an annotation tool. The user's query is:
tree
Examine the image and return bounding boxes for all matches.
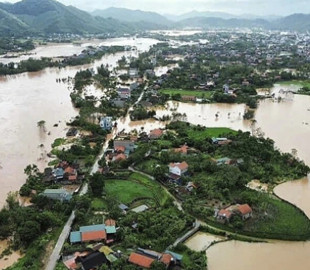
[150,261,166,270]
[18,220,40,246]
[153,166,167,182]
[89,173,105,197]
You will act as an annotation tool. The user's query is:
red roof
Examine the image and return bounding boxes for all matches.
[113,154,126,162]
[149,129,163,138]
[170,161,189,171]
[174,145,188,154]
[218,209,232,219]
[65,166,76,174]
[237,204,252,215]
[81,230,106,242]
[160,253,173,266]
[105,219,116,226]
[128,253,154,269]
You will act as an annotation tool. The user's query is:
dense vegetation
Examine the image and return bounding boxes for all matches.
[134,121,310,240]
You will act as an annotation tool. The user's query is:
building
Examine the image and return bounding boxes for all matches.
[76,251,107,270]
[216,209,233,223]
[42,189,72,202]
[70,224,117,245]
[237,204,253,220]
[128,253,154,269]
[149,129,163,140]
[169,162,189,176]
[174,145,189,155]
[128,68,139,78]
[100,117,113,131]
[117,87,131,99]
[113,140,135,153]
[52,167,65,180]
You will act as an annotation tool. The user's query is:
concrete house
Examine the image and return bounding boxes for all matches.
[169,162,189,176]
[113,140,135,154]
[128,68,139,78]
[100,117,113,131]
[117,87,131,99]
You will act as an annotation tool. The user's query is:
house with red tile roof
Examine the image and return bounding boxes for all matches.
[169,162,189,176]
[236,204,252,220]
[81,231,106,243]
[174,145,189,155]
[149,129,163,139]
[217,209,233,223]
[160,253,173,267]
[113,153,126,162]
[128,253,155,269]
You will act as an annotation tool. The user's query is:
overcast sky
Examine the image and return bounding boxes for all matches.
[2,0,310,15]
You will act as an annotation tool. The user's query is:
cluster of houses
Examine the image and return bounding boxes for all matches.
[216,204,253,223]
[63,241,119,270]
[44,161,82,184]
[128,248,183,269]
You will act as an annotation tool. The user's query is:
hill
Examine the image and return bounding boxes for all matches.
[273,14,310,32]
[92,7,171,26]
[0,0,134,35]
[177,16,271,29]
[0,8,30,36]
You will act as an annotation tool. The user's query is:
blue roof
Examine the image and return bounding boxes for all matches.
[165,250,183,261]
[80,224,106,233]
[105,226,116,234]
[70,231,81,243]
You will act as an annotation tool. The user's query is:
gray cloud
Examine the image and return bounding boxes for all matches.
[2,0,310,15]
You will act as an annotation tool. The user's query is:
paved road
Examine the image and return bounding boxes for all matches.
[172,220,201,247]
[45,87,146,270]
[45,211,75,270]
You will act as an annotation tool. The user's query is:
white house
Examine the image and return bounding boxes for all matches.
[169,162,189,176]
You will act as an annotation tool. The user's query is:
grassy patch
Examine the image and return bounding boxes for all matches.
[105,180,153,205]
[278,80,310,88]
[160,88,214,99]
[91,198,106,210]
[187,127,237,140]
[245,195,310,239]
[135,159,159,175]
[128,172,170,206]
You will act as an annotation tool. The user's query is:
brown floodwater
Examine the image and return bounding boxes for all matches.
[207,85,310,270]
[2,39,310,270]
[0,240,22,269]
[0,38,158,209]
[207,240,310,270]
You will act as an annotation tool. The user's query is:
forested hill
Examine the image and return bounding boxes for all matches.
[0,0,134,36]
[0,0,310,37]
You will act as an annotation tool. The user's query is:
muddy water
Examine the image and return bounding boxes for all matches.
[0,38,158,209]
[156,101,251,131]
[255,87,310,165]
[207,85,310,270]
[0,240,21,269]
[184,232,225,251]
[207,241,310,270]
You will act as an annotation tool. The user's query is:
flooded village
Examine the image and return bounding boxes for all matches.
[1,20,310,270]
